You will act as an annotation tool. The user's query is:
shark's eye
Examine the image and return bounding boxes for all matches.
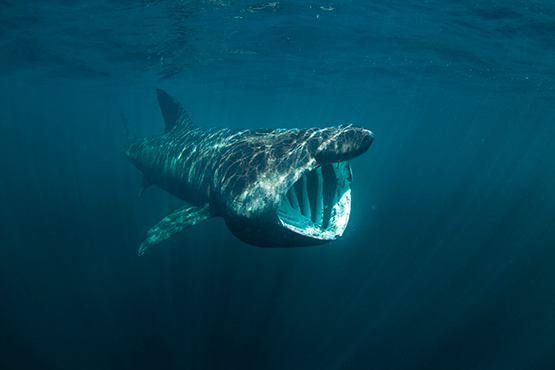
[277,162,352,240]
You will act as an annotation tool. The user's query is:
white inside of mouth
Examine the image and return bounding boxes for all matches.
[277,162,352,240]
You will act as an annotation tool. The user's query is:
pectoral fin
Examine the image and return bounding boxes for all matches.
[138,175,153,197]
[139,204,212,256]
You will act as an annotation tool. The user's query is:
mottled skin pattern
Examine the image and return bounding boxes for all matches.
[124,89,373,254]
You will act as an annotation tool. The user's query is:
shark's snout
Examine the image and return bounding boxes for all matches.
[315,126,374,164]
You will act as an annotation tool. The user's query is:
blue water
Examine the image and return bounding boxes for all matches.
[1,1,555,369]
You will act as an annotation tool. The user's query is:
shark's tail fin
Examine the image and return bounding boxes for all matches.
[156,89,194,133]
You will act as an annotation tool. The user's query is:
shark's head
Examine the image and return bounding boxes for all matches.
[219,124,373,247]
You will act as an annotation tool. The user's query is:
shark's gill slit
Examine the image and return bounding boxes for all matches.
[314,167,324,226]
[287,182,300,210]
[306,169,318,222]
[301,175,311,218]
[321,164,337,229]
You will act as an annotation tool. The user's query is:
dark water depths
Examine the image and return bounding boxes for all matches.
[1,1,555,369]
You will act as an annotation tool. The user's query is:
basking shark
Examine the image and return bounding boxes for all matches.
[125,89,374,256]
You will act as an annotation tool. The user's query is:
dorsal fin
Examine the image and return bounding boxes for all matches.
[156,89,194,133]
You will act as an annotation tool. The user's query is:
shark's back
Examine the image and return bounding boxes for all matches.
[124,89,236,205]
[124,125,232,205]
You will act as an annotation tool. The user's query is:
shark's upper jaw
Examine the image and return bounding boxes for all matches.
[277,161,352,241]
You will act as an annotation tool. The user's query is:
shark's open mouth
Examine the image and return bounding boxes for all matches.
[277,162,352,240]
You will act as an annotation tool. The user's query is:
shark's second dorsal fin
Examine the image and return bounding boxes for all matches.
[156,89,194,133]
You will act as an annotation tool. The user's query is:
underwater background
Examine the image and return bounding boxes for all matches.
[1,1,555,369]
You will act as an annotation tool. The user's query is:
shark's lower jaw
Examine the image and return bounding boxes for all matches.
[277,162,352,241]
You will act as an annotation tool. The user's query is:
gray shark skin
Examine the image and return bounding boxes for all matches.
[124,89,374,256]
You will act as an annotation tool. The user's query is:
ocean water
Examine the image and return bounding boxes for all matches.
[1,1,555,369]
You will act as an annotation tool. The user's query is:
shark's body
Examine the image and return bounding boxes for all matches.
[125,89,373,255]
